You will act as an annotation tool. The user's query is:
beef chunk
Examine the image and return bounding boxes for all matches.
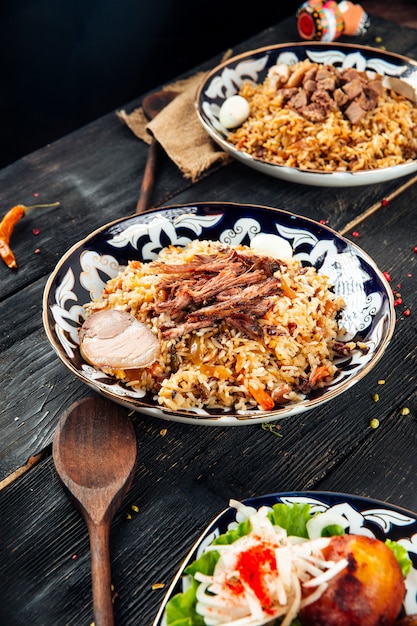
[311,89,337,112]
[298,103,327,122]
[303,78,317,94]
[357,89,378,111]
[279,60,386,125]
[289,89,308,109]
[344,101,366,124]
[277,87,299,102]
[342,78,364,100]
[366,79,385,97]
[341,68,363,82]
[334,87,349,108]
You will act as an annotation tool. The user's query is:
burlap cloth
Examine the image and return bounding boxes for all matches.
[117,71,232,182]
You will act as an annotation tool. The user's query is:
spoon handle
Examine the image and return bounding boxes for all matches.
[88,521,114,626]
[136,138,158,214]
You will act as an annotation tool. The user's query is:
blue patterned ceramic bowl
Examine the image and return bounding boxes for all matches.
[196,42,417,187]
[43,202,394,426]
[153,491,417,625]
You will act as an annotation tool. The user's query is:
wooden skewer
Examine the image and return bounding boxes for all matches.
[340,173,417,236]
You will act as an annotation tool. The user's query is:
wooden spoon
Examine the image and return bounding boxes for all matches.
[53,396,137,626]
[136,89,178,214]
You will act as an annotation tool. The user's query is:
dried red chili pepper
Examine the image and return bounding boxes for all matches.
[0,202,59,268]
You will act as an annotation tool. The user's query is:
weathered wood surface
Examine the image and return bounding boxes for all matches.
[1,12,417,626]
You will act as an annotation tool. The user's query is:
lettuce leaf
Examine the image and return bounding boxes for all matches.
[386,538,412,577]
[268,502,312,537]
[164,578,205,626]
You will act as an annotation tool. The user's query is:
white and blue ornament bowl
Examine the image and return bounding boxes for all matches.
[196,42,417,187]
[153,491,417,625]
[43,202,395,426]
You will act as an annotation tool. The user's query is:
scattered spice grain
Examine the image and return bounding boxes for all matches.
[152,583,165,590]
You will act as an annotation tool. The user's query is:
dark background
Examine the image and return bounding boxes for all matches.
[0,1,300,169]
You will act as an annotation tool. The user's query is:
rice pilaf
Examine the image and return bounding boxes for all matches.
[227,59,417,172]
[82,240,356,413]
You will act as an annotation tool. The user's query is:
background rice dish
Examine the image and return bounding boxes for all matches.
[83,240,354,413]
[227,60,417,172]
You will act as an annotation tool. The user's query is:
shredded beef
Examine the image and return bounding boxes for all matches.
[161,318,214,340]
[224,313,264,339]
[153,248,287,340]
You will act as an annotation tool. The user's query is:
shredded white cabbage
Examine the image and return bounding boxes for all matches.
[193,501,349,626]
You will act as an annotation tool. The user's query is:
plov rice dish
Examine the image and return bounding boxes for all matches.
[80,240,359,413]
[226,59,417,173]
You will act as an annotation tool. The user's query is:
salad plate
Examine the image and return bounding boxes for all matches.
[153,491,417,625]
[196,42,417,187]
[43,202,394,426]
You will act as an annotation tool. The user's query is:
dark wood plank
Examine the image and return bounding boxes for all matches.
[316,387,417,511]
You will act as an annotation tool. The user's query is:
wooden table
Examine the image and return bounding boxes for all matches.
[1,11,417,625]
